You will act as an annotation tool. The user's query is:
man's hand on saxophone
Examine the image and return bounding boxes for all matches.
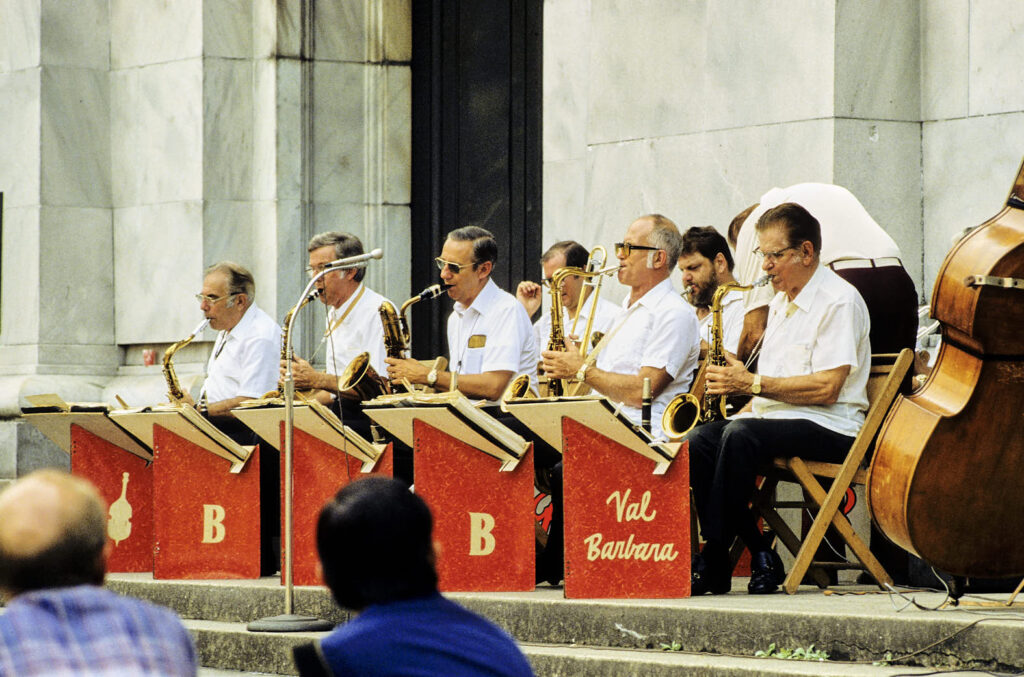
[704,353,756,397]
[384,356,430,387]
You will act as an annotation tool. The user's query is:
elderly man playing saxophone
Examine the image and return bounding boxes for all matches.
[684,202,871,596]
[537,214,701,585]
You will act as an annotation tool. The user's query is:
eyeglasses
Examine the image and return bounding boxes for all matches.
[305,264,333,278]
[614,242,660,257]
[435,257,477,274]
[195,292,238,305]
[752,245,798,263]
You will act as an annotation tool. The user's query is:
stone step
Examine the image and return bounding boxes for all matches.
[187,619,941,677]
[108,574,1024,675]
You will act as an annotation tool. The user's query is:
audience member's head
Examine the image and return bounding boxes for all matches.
[317,477,438,611]
[0,470,108,599]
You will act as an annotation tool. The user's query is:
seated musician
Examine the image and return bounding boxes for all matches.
[384,226,538,403]
[183,262,280,418]
[285,232,392,422]
[183,261,281,575]
[678,226,745,357]
[684,202,871,595]
[515,241,619,359]
[538,214,701,585]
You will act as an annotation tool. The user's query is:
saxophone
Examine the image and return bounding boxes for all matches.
[261,289,321,399]
[661,275,771,438]
[163,318,210,403]
[341,284,449,398]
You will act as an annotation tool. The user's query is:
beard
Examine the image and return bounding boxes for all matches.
[693,270,720,307]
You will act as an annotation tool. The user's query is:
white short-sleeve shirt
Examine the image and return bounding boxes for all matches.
[596,278,701,439]
[735,183,904,311]
[446,278,539,403]
[202,304,282,403]
[323,284,392,377]
[736,266,871,437]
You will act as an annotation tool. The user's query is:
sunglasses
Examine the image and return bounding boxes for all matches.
[434,257,477,274]
[614,242,660,257]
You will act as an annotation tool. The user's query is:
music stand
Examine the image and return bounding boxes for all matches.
[365,392,535,592]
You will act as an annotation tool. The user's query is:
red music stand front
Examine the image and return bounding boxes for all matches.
[284,423,394,586]
[413,419,534,592]
[152,425,261,579]
[71,424,154,572]
[562,417,690,598]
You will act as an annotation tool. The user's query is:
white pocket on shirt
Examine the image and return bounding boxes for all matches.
[782,343,812,375]
[460,346,485,374]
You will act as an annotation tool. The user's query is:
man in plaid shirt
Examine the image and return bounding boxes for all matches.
[0,470,197,676]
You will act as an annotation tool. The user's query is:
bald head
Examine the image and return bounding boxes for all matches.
[0,470,108,597]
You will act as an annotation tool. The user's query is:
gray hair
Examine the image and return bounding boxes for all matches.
[204,261,255,304]
[643,214,683,263]
[308,232,366,282]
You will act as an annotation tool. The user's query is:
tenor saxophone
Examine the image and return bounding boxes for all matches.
[661,275,771,438]
[261,289,321,399]
[341,284,449,399]
[163,318,210,403]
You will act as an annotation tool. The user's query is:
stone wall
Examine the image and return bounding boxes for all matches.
[0,0,411,470]
[542,0,1024,304]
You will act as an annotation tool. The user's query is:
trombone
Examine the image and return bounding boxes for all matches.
[567,246,616,356]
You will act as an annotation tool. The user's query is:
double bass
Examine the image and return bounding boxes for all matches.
[868,158,1024,578]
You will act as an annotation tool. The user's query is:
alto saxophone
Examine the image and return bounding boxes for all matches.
[163,318,210,403]
[661,275,771,438]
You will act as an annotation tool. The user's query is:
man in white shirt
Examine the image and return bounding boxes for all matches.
[515,241,619,362]
[538,214,701,585]
[731,183,917,361]
[386,226,537,403]
[186,262,281,418]
[184,261,281,575]
[678,226,745,357]
[288,232,392,407]
[685,202,871,596]
[542,215,701,439]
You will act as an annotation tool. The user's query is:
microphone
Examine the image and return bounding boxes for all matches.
[416,284,451,300]
[323,248,384,270]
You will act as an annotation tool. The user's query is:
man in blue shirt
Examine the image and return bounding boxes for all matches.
[299,476,535,677]
[0,469,197,676]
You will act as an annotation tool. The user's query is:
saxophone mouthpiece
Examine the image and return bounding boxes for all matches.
[420,284,451,300]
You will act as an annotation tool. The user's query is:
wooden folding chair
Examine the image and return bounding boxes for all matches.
[749,349,915,594]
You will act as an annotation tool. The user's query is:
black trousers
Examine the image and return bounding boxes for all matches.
[686,418,853,553]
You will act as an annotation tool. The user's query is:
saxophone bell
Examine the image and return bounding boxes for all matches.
[338,351,391,401]
[661,392,701,440]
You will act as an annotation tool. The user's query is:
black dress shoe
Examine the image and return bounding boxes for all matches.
[748,550,785,594]
[691,552,731,595]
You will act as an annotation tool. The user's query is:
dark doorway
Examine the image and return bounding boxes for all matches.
[410,0,543,359]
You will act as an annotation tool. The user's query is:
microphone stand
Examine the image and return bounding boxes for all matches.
[248,259,372,633]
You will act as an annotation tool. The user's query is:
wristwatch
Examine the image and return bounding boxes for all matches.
[751,374,762,395]
[426,366,438,388]
[575,362,590,383]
